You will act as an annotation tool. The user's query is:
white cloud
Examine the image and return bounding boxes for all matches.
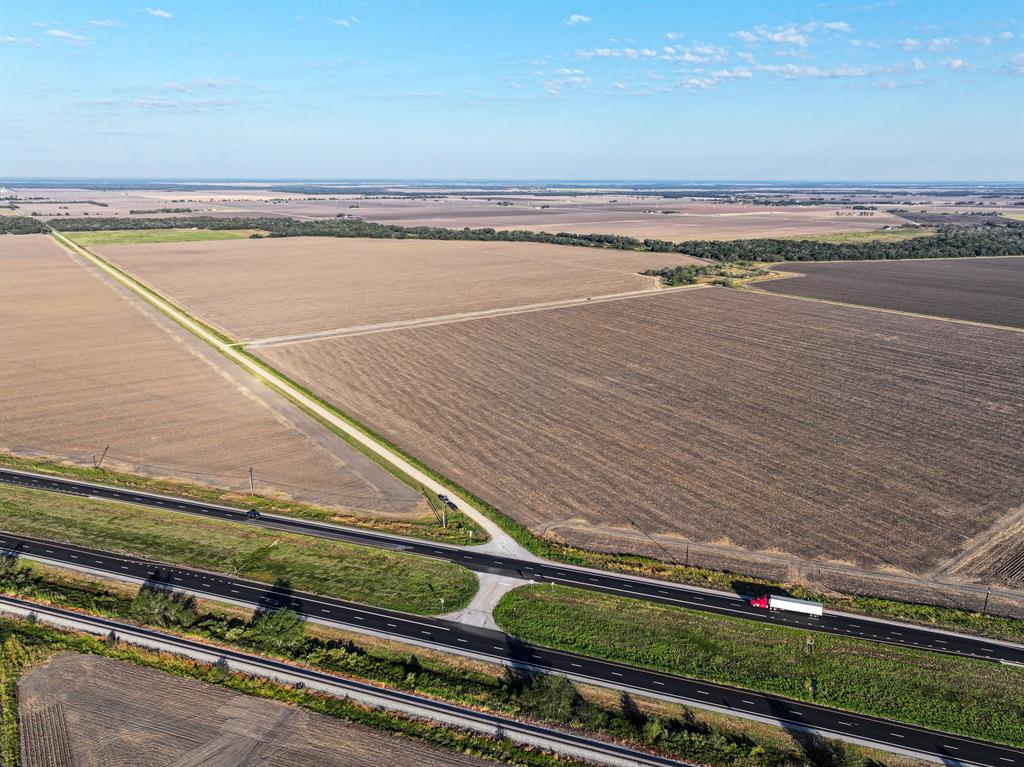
[711,67,753,79]
[972,35,993,46]
[875,79,926,90]
[899,38,921,51]
[89,19,124,27]
[660,44,726,63]
[681,77,717,90]
[1,36,42,47]
[733,24,811,47]
[927,37,954,52]
[757,63,872,79]
[1008,52,1024,74]
[145,8,173,19]
[911,57,925,71]
[822,21,853,33]
[579,46,657,59]
[1000,31,1014,40]
[45,29,89,42]
[736,51,755,63]
[941,57,965,70]
[566,14,591,26]
[329,16,358,27]
[664,32,683,40]
[163,77,240,92]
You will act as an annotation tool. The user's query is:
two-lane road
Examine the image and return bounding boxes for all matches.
[1,530,1020,767]
[3,467,1021,666]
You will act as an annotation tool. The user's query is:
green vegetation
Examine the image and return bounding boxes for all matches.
[644,260,770,286]
[780,228,936,244]
[0,634,29,764]
[0,484,476,615]
[64,228,263,246]
[495,585,1024,745]
[0,565,913,767]
[0,619,589,767]
[0,453,484,545]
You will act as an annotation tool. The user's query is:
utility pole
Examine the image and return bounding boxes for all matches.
[248,467,255,495]
[982,587,991,616]
[94,445,109,469]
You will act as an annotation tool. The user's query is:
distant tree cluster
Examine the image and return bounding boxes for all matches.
[0,217,48,234]
[129,207,195,214]
[643,223,1024,262]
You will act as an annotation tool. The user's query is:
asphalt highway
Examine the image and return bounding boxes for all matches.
[0,530,1019,767]
[4,467,1021,666]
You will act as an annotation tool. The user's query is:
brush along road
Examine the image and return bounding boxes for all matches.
[3,468,1021,666]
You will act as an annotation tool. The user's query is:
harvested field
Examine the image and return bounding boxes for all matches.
[260,288,1024,584]
[338,197,905,241]
[99,236,700,340]
[19,653,495,767]
[762,256,1024,328]
[0,234,423,514]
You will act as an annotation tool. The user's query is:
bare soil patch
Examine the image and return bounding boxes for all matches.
[260,288,1024,583]
[99,236,699,340]
[18,653,494,767]
[762,256,1024,328]
[0,234,422,514]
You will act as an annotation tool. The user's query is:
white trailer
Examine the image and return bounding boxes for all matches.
[768,595,824,617]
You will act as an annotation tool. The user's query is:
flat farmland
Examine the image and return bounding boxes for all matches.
[0,234,422,514]
[260,289,1024,583]
[98,236,699,341]
[761,256,1024,328]
[338,197,905,241]
[19,653,495,767]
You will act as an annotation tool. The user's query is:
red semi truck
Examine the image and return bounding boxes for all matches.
[749,594,824,617]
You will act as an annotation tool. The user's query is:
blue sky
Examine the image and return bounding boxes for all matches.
[2,0,1022,180]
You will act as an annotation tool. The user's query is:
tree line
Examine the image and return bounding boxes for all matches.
[4,212,1022,263]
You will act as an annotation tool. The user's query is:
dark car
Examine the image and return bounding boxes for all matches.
[445,500,458,511]
[437,493,450,502]
[246,509,261,520]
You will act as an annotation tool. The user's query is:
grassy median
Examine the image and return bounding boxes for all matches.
[494,585,1024,746]
[0,485,476,615]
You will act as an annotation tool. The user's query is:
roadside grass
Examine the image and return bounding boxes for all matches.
[0,453,483,546]
[494,585,1024,746]
[0,567,924,767]
[1002,213,1024,222]
[64,228,265,246]
[782,228,936,244]
[0,485,477,615]
[50,234,1021,643]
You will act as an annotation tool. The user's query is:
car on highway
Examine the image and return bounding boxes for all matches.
[246,509,261,520]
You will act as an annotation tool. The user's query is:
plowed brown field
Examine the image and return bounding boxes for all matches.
[762,256,1024,328]
[260,288,1024,581]
[97,236,702,340]
[19,653,494,767]
[0,235,421,513]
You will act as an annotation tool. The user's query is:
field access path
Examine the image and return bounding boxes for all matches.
[2,530,1021,767]
[46,229,530,560]
[4,467,1022,668]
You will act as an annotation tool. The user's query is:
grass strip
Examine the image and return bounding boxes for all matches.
[494,585,1024,746]
[0,564,919,767]
[65,228,263,246]
[0,485,476,615]
[0,453,481,546]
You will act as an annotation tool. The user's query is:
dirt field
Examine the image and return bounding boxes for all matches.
[19,653,495,767]
[260,288,1024,585]
[98,236,700,341]
[0,234,422,514]
[761,257,1024,328]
